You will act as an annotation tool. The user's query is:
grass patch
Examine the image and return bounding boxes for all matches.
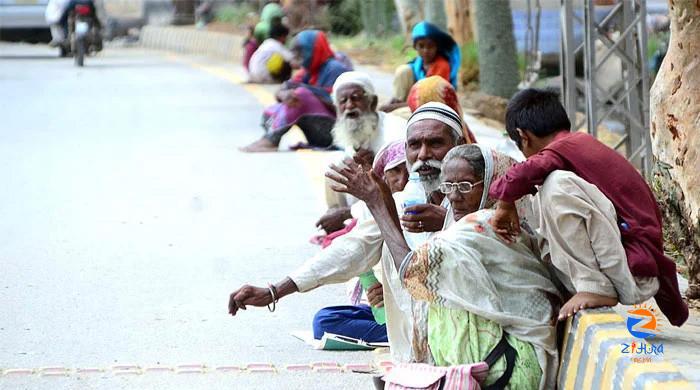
[215,3,256,26]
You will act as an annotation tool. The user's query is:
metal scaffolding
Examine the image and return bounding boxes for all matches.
[559,0,651,175]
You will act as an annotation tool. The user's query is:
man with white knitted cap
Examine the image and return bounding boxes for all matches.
[317,71,406,234]
[228,102,467,364]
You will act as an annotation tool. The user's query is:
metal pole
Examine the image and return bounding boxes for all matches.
[583,0,598,138]
[560,0,577,126]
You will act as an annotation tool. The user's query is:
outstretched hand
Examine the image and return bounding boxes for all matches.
[490,201,521,242]
[315,206,352,234]
[353,148,375,172]
[228,284,272,316]
[325,157,384,204]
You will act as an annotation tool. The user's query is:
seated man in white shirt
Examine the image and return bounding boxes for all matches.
[228,103,464,363]
[312,140,408,344]
[316,71,406,234]
[247,23,294,84]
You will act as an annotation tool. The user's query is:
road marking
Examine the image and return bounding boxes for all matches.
[215,365,244,372]
[144,366,173,373]
[285,364,312,371]
[1,361,380,378]
[76,368,104,374]
[2,369,34,376]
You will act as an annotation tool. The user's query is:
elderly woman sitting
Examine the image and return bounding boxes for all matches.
[328,141,561,389]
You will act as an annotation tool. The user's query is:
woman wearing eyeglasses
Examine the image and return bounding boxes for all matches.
[329,143,561,389]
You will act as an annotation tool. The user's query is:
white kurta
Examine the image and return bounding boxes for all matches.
[290,193,448,362]
[248,38,294,83]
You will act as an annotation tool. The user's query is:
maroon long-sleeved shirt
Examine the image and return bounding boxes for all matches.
[489,131,688,326]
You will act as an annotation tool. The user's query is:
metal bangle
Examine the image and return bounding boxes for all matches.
[267,284,278,312]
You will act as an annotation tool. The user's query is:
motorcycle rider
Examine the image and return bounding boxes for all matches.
[46,0,104,49]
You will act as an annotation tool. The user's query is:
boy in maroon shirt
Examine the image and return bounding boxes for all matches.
[489,88,687,326]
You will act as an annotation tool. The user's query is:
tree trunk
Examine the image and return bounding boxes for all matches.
[649,0,700,299]
[423,0,447,30]
[444,0,477,85]
[444,0,473,45]
[473,0,519,98]
[394,0,423,37]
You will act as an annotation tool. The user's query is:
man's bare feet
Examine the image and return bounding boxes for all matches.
[558,292,618,321]
[239,138,278,153]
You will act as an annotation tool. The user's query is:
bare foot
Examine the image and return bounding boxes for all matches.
[558,292,618,321]
[239,138,278,153]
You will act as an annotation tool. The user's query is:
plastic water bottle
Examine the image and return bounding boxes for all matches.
[402,172,429,250]
[358,271,386,325]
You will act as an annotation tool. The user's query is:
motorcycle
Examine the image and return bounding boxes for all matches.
[60,0,102,66]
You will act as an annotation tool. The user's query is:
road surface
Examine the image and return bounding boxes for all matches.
[0,42,375,389]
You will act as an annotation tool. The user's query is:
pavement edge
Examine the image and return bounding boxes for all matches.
[557,308,693,389]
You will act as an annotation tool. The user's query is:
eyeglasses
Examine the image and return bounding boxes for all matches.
[438,180,483,194]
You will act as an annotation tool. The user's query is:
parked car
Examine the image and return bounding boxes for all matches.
[0,0,50,42]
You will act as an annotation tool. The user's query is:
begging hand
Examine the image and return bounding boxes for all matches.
[353,148,375,172]
[326,158,383,204]
[228,284,272,316]
[315,207,352,234]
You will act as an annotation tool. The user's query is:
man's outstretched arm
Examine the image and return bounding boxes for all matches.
[228,277,298,316]
[228,203,385,316]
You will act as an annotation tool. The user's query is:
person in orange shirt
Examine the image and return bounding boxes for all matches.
[382,21,461,112]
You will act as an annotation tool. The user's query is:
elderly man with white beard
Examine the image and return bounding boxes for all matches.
[316,71,406,234]
[228,103,464,364]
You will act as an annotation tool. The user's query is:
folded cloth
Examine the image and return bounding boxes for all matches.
[383,362,489,390]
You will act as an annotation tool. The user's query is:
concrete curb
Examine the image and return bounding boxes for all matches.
[558,308,693,389]
[140,26,242,61]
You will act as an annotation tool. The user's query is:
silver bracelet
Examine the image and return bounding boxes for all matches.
[267,284,278,312]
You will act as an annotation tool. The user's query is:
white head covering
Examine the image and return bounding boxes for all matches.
[473,144,494,210]
[406,102,463,140]
[332,71,376,103]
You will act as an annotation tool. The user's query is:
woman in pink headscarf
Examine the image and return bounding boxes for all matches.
[371,140,409,194]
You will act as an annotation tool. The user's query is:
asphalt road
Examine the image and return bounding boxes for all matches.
[0,42,375,389]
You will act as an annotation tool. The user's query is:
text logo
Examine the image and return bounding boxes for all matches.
[625,304,661,339]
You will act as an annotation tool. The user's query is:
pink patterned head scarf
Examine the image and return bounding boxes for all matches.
[372,140,406,178]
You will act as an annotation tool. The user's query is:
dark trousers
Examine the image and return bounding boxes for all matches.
[263,115,335,148]
[312,305,388,342]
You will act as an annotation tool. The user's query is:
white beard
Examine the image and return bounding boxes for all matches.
[410,159,442,193]
[332,111,379,151]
